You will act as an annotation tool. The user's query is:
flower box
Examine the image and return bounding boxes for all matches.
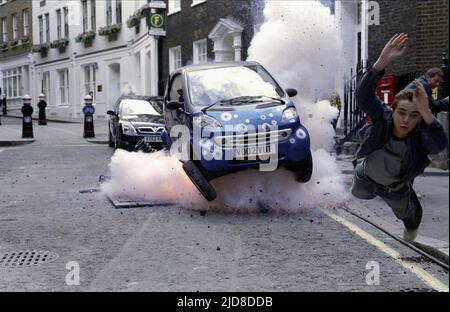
[50,38,69,53]
[32,43,49,57]
[75,31,96,47]
[126,4,150,28]
[98,24,122,41]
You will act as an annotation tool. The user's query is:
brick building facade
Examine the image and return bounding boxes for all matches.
[0,0,33,107]
[368,0,449,91]
[158,0,264,94]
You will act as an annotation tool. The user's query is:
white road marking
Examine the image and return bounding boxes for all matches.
[0,148,5,153]
[323,210,449,292]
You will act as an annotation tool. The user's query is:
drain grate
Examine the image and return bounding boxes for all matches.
[399,287,438,292]
[0,250,59,268]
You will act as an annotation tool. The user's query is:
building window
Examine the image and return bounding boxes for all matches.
[116,0,122,24]
[191,0,206,7]
[84,65,96,100]
[106,0,113,26]
[82,0,88,32]
[12,14,18,40]
[168,0,181,15]
[45,13,50,43]
[2,68,23,99]
[59,69,69,105]
[169,46,182,74]
[23,10,29,37]
[193,39,207,64]
[63,7,69,37]
[41,72,50,103]
[1,18,7,43]
[40,0,46,7]
[56,9,62,40]
[90,0,96,31]
[38,16,43,44]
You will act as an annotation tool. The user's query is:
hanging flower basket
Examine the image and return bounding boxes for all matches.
[75,31,96,47]
[19,36,30,46]
[0,42,8,51]
[8,40,19,49]
[126,4,150,28]
[98,24,122,42]
[32,43,49,57]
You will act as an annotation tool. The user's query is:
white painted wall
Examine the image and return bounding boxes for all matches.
[30,0,158,119]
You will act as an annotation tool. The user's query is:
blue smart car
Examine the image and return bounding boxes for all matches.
[162,61,312,201]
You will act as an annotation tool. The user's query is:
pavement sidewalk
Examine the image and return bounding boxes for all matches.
[336,154,449,264]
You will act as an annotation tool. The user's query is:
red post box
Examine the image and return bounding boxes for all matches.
[376,74,396,105]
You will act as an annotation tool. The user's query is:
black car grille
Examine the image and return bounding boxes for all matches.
[137,126,165,134]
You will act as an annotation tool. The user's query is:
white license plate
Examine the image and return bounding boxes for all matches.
[234,145,272,158]
[144,136,162,143]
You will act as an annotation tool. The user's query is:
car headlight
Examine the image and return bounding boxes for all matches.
[282,107,298,121]
[121,121,137,134]
[193,115,222,129]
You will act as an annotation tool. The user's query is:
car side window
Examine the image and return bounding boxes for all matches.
[169,75,183,102]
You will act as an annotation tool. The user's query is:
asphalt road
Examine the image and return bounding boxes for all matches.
[0,117,448,291]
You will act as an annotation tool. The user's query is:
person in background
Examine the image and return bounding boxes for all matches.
[351,33,448,242]
[405,67,449,114]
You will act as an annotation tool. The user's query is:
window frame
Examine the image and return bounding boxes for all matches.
[168,0,181,15]
[193,39,208,65]
[169,46,182,74]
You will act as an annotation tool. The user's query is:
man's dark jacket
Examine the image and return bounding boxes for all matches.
[406,75,448,114]
[355,67,448,182]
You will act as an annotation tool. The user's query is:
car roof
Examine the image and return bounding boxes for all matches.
[172,61,262,75]
[118,95,163,102]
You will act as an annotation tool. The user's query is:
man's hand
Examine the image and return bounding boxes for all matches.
[413,80,434,126]
[373,33,408,74]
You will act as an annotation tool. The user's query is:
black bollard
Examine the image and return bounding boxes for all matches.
[2,97,6,115]
[37,93,48,125]
[21,95,34,138]
[83,94,95,138]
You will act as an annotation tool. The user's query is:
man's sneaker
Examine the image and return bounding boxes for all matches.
[403,228,418,242]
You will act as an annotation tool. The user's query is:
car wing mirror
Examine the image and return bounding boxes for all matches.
[286,88,298,97]
[107,110,118,117]
[166,101,184,110]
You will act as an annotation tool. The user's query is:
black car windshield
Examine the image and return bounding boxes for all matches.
[120,99,162,117]
[187,65,285,107]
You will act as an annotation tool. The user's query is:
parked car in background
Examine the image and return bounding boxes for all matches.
[162,61,313,201]
[107,95,165,151]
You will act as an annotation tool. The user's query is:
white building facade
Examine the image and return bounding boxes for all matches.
[30,0,159,119]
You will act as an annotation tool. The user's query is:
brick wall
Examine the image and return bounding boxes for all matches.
[0,0,33,59]
[158,0,265,94]
[368,0,449,90]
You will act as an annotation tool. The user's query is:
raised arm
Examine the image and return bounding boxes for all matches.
[356,34,409,121]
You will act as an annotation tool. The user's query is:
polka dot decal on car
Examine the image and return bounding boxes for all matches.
[220,112,232,122]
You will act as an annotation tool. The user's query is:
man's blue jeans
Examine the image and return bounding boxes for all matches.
[351,161,422,230]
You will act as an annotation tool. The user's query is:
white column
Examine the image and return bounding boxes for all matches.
[232,33,242,61]
[361,0,369,70]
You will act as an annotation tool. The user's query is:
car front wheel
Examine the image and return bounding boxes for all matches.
[182,161,217,202]
[295,152,313,183]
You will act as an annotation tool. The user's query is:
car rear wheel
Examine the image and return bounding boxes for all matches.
[182,161,217,202]
[295,152,313,183]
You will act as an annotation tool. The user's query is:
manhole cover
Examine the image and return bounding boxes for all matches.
[399,287,438,292]
[0,250,59,268]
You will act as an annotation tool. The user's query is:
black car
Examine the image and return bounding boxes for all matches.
[107,95,165,151]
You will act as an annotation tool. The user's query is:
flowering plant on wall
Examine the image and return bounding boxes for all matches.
[31,43,49,53]
[98,24,122,36]
[74,31,96,43]
[50,38,69,49]
[126,4,150,28]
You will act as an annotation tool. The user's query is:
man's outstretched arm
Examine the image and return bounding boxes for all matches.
[356,33,409,121]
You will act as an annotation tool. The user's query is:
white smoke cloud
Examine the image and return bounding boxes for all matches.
[101,0,350,212]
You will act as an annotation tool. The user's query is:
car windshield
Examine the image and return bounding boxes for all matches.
[120,99,162,117]
[187,65,285,106]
